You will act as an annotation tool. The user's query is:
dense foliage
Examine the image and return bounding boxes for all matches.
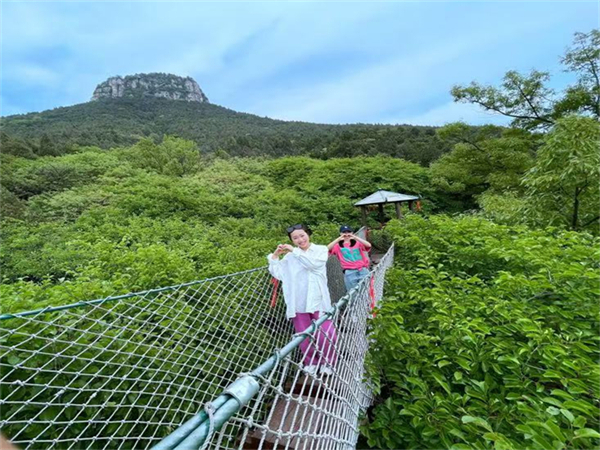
[363,216,600,449]
[0,141,439,315]
[520,116,600,231]
[435,116,600,234]
[0,98,450,165]
[430,124,535,198]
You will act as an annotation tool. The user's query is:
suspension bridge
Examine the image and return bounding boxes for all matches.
[0,232,394,450]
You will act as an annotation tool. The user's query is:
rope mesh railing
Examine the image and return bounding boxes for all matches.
[1,241,393,450]
[155,243,394,450]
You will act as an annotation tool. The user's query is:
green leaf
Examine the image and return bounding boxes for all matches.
[531,433,554,450]
[7,355,22,365]
[542,420,565,443]
[550,389,573,400]
[543,370,563,379]
[462,415,493,432]
[432,371,452,394]
[573,417,586,429]
[574,428,600,440]
[449,428,467,441]
[455,357,471,371]
[542,397,563,407]
[563,400,594,415]
[559,409,574,423]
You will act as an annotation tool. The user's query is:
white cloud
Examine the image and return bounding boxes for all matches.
[244,22,514,123]
[237,2,587,124]
[6,64,61,87]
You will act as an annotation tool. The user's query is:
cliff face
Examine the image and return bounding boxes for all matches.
[91,73,209,103]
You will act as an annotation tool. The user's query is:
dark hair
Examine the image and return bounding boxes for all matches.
[286,224,312,239]
[339,239,357,248]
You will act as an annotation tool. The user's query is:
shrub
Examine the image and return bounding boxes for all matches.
[363,216,600,450]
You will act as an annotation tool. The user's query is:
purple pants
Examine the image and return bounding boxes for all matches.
[291,312,337,367]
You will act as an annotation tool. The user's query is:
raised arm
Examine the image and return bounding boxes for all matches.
[267,255,284,280]
[267,245,291,280]
[327,236,342,250]
[352,234,372,249]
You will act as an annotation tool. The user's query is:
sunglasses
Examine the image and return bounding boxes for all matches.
[286,224,304,234]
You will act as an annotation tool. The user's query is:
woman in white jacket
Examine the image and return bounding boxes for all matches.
[268,224,336,376]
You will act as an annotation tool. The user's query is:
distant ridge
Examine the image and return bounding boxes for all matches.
[0,73,451,165]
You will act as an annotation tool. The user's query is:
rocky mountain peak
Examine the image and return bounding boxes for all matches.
[91,73,209,103]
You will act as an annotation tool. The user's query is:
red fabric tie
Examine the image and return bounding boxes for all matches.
[270,278,280,308]
[369,277,377,316]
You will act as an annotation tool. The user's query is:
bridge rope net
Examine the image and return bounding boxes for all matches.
[0,243,394,450]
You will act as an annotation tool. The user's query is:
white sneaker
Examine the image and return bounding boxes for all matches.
[303,365,319,376]
[320,365,334,376]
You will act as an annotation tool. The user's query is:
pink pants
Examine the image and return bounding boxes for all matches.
[291,312,337,367]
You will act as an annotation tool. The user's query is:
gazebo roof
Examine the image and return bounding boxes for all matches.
[354,189,419,207]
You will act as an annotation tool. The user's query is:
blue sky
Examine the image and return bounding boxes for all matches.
[1,0,597,126]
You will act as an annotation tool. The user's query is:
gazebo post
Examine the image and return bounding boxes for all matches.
[360,206,368,227]
[395,202,404,219]
[378,204,385,224]
[408,200,414,211]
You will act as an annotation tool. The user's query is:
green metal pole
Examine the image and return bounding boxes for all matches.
[151,396,228,450]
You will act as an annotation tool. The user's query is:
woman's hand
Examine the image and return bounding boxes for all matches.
[280,244,294,253]
[350,233,372,249]
[273,244,293,257]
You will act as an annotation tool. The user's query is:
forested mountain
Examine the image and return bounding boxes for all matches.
[1,96,450,165]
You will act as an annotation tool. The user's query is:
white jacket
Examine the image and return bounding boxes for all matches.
[267,244,332,319]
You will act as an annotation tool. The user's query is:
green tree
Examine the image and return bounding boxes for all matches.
[554,30,600,118]
[452,70,556,130]
[522,115,600,231]
[124,136,201,176]
[431,125,534,198]
[452,29,600,130]
[38,134,59,156]
[0,132,37,159]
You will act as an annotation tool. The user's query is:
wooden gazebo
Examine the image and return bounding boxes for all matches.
[354,189,420,226]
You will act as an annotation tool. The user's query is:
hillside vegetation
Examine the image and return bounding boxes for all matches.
[1,98,449,165]
[0,141,439,314]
